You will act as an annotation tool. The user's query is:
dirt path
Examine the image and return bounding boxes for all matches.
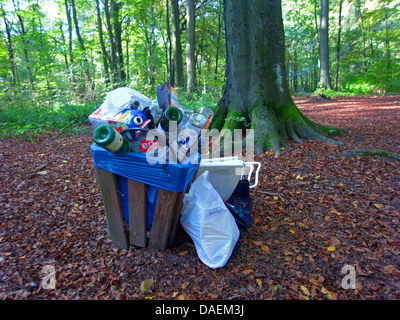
[0,95,399,300]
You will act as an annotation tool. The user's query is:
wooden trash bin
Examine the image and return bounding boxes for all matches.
[91,144,200,251]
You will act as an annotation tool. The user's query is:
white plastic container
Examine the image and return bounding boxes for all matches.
[196,157,261,200]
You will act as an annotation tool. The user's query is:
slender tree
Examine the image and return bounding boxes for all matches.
[95,0,110,85]
[319,0,332,89]
[170,0,184,87]
[165,0,173,83]
[186,0,196,94]
[103,0,117,84]
[214,0,223,78]
[12,0,35,94]
[70,0,94,99]
[1,11,17,91]
[64,0,74,68]
[334,0,343,90]
[111,0,126,83]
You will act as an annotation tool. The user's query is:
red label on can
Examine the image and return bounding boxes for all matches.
[139,139,159,152]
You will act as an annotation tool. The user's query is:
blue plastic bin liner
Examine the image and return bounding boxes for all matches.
[116,175,158,229]
[145,185,158,229]
[116,175,129,224]
[91,144,200,229]
[91,143,200,193]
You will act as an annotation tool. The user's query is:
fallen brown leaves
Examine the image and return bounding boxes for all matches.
[0,95,399,300]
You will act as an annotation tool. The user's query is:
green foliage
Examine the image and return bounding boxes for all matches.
[0,103,95,138]
[0,0,227,107]
[342,82,376,95]
[0,0,398,119]
[312,87,350,98]
[177,88,221,112]
[283,0,400,94]
[222,110,248,132]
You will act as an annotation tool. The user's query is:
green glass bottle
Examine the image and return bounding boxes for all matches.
[93,124,130,156]
[160,107,183,132]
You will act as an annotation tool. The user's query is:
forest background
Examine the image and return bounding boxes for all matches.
[0,0,399,136]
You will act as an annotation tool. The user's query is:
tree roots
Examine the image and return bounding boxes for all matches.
[250,103,344,154]
[342,148,400,161]
[215,102,345,156]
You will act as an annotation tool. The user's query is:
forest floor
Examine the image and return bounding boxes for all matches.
[0,95,399,301]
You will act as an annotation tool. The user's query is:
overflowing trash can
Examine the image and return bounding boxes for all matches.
[89,84,203,251]
[89,84,261,267]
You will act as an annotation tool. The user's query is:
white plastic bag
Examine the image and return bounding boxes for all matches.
[88,87,153,127]
[180,171,240,269]
[101,87,152,116]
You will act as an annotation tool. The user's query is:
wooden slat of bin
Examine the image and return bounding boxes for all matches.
[128,180,147,247]
[167,191,185,248]
[95,169,129,250]
[149,189,183,251]
[168,167,199,248]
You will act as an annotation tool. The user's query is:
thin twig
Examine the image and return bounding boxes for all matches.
[257,191,284,201]
[0,277,25,289]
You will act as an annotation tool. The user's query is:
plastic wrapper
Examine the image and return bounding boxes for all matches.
[90,143,200,192]
[180,171,240,269]
[109,109,151,141]
[88,87,153,127]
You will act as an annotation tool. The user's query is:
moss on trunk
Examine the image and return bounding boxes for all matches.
[248,101,343,154]
[209,105,226,131]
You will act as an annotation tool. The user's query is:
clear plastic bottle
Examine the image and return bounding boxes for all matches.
[177,113,206,162]
[149,101,164,125]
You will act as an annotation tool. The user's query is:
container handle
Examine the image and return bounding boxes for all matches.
[243,161,261,189]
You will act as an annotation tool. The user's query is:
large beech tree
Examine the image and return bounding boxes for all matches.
[215,0,342,154]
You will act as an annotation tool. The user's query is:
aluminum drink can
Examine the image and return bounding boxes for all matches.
[197,107,214,129]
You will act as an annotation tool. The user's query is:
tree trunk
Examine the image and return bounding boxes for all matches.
[383,4,391,91]
[293,48,298,92]
[186,0,196,94]
[104,0,118,84]
[70,0,94,99]
[64,0,76,88]
[58,22,69,71]
[111,0,126,84]
[171,0,184,87]
[125,18,132,81]
[355,0,368,76]
[334,0,343,91]
[217,0,342,155]
[137,3,158,87]
[2,15,17,92]
[319,0,332,89]
[13,1,35,95]
[95,0,110,85]
[214,1,223,78]
[165,0,173,83]
[34,4,53,98]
